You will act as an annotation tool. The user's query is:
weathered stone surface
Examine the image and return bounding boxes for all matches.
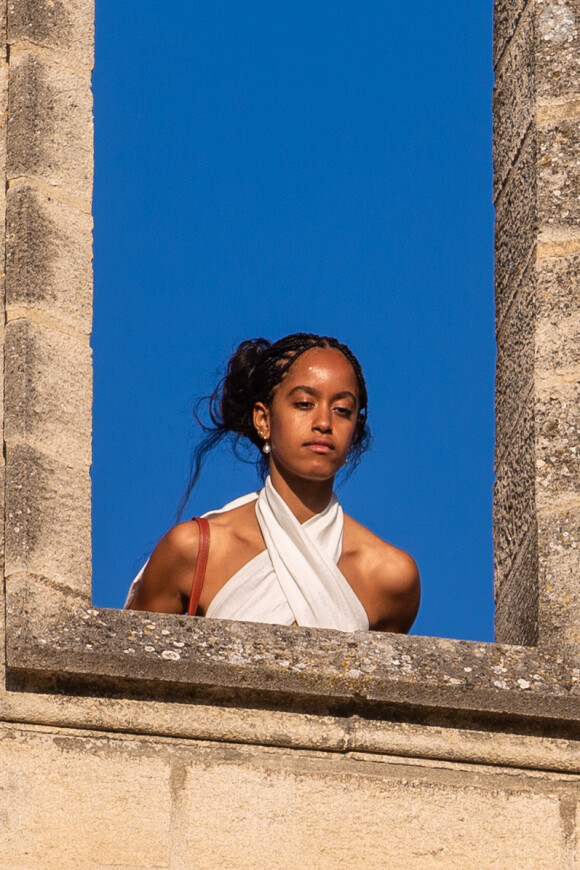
[538,507,580,645]
[537,249,580,316]
[495,528,538,645]
[173,747,570,870]
[0,724,172,869]
[0,2,6,44]
[536,312,580,371]
[7,50,92,199]
[535,379,580,510]
[7,0,94,68]
[495,262,534,450]
[495,127,536,302]
[495,372,580,643]
[493,0,580,647]
[493,2,534,195]
[494,0,530,66]
[538,120,580,228]
[536,0,580,100]
[7,604,580,728]
[4,442,91,591]
[4,318,91,466]
[0,722,576,870]
[3,682,580,774]
[5,184,93,332]
[494,392,536,594]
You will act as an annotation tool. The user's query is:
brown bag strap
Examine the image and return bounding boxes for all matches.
[187,517,210,616]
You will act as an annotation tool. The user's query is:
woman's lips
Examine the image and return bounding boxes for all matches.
[304,441,333,453]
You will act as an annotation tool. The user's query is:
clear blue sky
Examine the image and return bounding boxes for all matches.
[92,1,495,641]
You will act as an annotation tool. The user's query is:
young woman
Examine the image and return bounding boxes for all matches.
[126,333,420,632]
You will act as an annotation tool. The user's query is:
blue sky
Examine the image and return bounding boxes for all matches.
[92,1,495,641]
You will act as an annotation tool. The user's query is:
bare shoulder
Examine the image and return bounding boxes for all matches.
[205,499,260,536]
[343,514,421,632]
[127,519,201,613]
[160,519,201,562]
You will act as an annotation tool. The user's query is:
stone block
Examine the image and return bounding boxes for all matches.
[537,250,580,317]
[536,0,580,100]
[4,318,92,467]
[494,527,538,645]
[0,61,7,168]
[536,311,580,371]
[538,120,580,229]
[494,0,530,66]
[5,184,93,332]
[5,572,91,633]
[7,50,92,200]
[171,747,567,870]
[494,393,536,592]
[493,2,534,195]
[0,725,172,869]
[495,128,537,301]
[535,379,580,511]
[538,507,580,645]
[7,0,94,69]
[4,442,91,592]
[495,263,535,451]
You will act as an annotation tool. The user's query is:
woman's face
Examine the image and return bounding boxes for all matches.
[254,347,361,482]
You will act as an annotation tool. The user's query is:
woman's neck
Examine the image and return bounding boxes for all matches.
[268,466,334,524]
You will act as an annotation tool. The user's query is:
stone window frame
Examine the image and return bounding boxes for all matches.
[2,0,579,748]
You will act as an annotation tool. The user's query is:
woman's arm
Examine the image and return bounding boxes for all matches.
[126,521,201,614]
[372,548,421,633]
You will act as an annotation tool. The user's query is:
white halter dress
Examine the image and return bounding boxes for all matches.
[126,476,369,632]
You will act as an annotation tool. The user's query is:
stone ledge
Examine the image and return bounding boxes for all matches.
[5,605,580,732]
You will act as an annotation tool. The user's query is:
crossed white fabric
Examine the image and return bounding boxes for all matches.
[204,476,369,631]
[125,476,369,632]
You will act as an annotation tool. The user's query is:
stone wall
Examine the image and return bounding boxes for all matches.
[0,1,578,868]
[494,0,580,647]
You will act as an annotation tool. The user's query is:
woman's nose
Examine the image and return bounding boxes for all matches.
[313,407,332,432]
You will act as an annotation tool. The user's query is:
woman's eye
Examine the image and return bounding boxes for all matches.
[295,401,313,409]
[334,406,353,417]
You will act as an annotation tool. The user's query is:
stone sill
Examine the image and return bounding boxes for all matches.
[6,603,580,735]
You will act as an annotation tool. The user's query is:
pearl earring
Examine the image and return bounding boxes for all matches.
[262,440,271,455]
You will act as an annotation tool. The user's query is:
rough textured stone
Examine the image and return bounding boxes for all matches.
[493,2,534,195]
[6,603,580,729]
[537,250,580,317]
[495,527,539,645]
[5,184,93,332]
[495,127,537,302]
[536,0,580,101]
[536,312,580,371]
[494,392,536,590]
[7,0,94,69]
[493,0,580,647]
[538,508,580,646]
[4,318,91,467]
[4,442,91,591]
[495,262,535,450]
[494,0,530,66]
[7,50,92,199]
[535,379,580,510]
[538,120,580,228]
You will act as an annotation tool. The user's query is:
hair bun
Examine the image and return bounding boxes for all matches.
[220,338,271,438]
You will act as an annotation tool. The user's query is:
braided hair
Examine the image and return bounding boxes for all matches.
[178,333,370,516]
